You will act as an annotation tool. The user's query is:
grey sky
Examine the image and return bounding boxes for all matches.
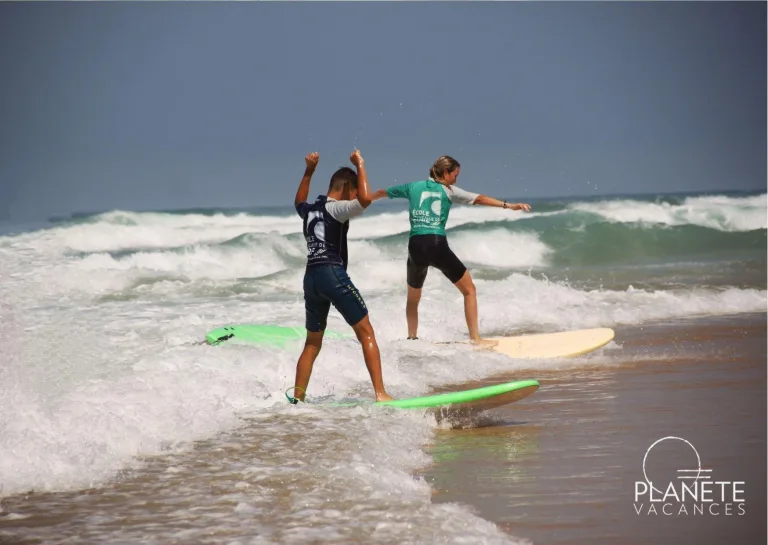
[0,2,765,221]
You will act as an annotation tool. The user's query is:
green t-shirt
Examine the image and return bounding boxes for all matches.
[386,179,480,237]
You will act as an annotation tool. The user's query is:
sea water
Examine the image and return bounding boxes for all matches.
[0,191,765,543]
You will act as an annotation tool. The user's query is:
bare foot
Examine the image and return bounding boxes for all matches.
[470,338,498,348]
[376,392,395,402]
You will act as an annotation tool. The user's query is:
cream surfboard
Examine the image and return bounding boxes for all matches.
[451,328,615,359]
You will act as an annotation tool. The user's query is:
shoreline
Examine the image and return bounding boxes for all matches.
[422,312,767,545]
[1,312,765,545]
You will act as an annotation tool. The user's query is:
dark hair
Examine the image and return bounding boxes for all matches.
[429,155,461,180]
[328,167,357,192]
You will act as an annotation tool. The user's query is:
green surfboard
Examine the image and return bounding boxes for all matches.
[206,324,349,348]
[332,379,540,412]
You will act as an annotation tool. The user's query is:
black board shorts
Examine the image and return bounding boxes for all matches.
[406,234,467,289]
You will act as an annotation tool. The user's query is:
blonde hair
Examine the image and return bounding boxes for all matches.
[429,155,461,181]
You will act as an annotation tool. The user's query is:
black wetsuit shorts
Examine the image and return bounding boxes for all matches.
[406,234,467,289]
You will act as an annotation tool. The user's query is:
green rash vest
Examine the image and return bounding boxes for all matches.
[385,179,480,237]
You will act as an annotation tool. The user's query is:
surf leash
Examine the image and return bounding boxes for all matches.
[285,386,306,405]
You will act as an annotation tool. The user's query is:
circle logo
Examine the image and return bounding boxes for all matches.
[642,436,703,494]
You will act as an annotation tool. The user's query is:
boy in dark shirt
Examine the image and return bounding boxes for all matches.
[291,149,394,403]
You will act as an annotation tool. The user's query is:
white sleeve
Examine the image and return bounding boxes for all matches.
[445,185,479,205]
[326,199,366,222]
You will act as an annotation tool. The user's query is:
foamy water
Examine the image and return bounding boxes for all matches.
[570,194,767,232]
[0,192,764,543]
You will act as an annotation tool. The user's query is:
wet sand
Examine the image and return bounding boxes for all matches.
[423,312,767,544]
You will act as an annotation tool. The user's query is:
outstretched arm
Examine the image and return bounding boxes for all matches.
[371,189,389,202]
[349,150,371,208]
[474,195,531,211]
[371,183,411,203]
[294,152,319,207]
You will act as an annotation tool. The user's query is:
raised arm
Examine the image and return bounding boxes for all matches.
[349,149,371,208]
[474,195,531,211]
[294,152,319,207]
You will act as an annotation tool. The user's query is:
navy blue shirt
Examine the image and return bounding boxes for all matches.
[296,195,356,269]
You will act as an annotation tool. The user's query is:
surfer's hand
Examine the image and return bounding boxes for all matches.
[509,203,531,212]
[350,149,364,167]
[305,152,319,169]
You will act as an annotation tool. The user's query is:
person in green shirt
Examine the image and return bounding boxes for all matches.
[371,155,531,344]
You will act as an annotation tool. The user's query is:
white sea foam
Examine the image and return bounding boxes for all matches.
[570,193,767,232]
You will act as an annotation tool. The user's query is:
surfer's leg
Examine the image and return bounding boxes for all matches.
[431,240,492,345]
[453,271,478,339]
[293,330,325,402]
[406,286,422,339]
[293,269,330,402]
[323,265,393,401]
[453,271,493,345]
[406,249,428,339]
[351,315,394,402]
